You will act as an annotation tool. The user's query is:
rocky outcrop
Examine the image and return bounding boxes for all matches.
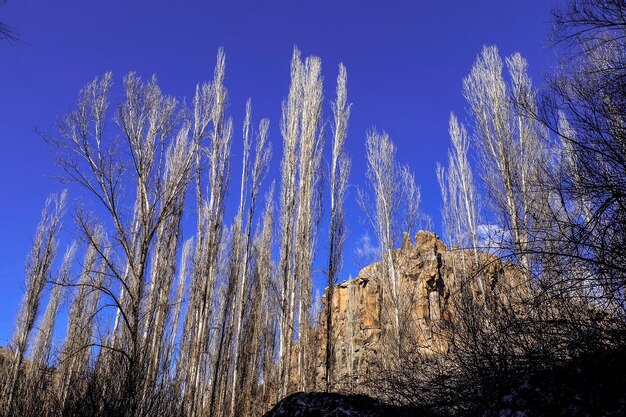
[313,231,524,389]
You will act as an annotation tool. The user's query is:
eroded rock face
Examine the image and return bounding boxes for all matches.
[313,231,523,390]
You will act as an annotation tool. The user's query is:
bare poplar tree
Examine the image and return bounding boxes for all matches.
[229,103,272,416]
[358,130,420,356]
[255,186,278,410]
[58,228,108,410]
[277,48,304,396]
[462,46,548,275]
[401,167,421,238]
[234,188,276,416]
[325,63,351,391]
[178,49,233,417]
[362,129,397,333]
[437,114,478,252]
[276,47,325,394]
[137,125,195,413]
[164,237,193,384]
[436,113,484,299]
[30,243,76,369]
[38,54,198,415]
[293,53,324,391]
[2,191,66,416]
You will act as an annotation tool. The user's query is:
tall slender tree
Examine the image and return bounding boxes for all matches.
[462,46,548,275]
[276,47,325,394]
[437,113,483,297]
[182,49,233,417]
[293,53,324,391]
[2,191,66,416]
[359,130,420,357]
[30,243,76,370]
[325,63,351,391]
[229,103,272,417]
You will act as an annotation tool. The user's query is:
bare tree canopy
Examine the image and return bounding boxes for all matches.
[3,2,626,416]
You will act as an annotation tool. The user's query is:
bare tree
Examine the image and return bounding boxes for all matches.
[437,113,479,253]
[30,243,76,370]
[325,63,351,391]
[293,52,324,392]
[138,124,195,413]
[164,237,193,385]
[275,47,326,395]
[277,48,303,396]
[37,56,199,415]
[463,46,549,276]
[546,0,626,314]
[2,191,66,416]
[229,102,272,416]
[254,185,279,411]
[58,229,108,410]
[358,130,420,357]
[436,113,483,299]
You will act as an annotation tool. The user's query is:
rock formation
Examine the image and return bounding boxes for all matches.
[313,230,524,390]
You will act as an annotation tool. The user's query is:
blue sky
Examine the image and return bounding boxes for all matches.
[0,0,556,346]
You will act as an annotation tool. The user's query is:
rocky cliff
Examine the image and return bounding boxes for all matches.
[313,230,524,389]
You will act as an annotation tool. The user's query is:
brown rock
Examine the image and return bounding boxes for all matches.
[313,231,524,390]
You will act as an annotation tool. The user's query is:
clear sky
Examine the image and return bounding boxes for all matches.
[0,0,556,346]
